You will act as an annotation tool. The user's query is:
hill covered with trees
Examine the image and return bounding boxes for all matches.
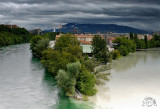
[0,25,32,47]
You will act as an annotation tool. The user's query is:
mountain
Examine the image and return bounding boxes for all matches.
[43,23,149,33]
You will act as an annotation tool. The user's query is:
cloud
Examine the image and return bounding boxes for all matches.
[0,0,159,31]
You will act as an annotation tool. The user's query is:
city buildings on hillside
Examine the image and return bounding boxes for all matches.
[29,29,42,35]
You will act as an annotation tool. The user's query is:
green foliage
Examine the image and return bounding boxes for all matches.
[92,35,111,64]
[33,38,50,58]
[42,49,77,75]
[63,44,82,59]
[84,59,96,72]
[30,34,111,97]
[149,34,160,47]
[30,35,43,54]
[134,34,138,43]
[144,35,148,49]
[56,62,81,96]
[56,69,76,96]
[77,70,96,96]
[134,34,160,49]
[93,65,111,85]
[113,37,136,56]
[135,39,146,49]
[0,25,29,35]
[43,32,59,40]
[111,50,120,59]
[56,69,70,89]
[130,32,134,39]
[148,38,157,48]
[41,34,82,75]
[55,34,80,52]
[0,25,32,47]
[118,45,129,56]
[67,62,81,78]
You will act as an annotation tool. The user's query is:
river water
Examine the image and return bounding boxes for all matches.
[0,44,160,109]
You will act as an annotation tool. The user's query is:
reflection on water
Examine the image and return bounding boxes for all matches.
[89,51,160,109]
[111,52,148,72]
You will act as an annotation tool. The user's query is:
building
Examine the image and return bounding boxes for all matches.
[56,34,95,45]
[153,31,160,36]
[1,24,19,28]
[29,29,42,35]
[137,34,153,40]
[55,34,114,53]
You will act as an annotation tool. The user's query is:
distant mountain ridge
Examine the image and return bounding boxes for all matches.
[43,23,149,33]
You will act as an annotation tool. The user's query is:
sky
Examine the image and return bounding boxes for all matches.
[0,0,160,31]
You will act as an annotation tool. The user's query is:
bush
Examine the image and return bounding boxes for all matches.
[111,50,120,59]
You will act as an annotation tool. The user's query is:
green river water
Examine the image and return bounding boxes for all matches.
[0,43,160,109]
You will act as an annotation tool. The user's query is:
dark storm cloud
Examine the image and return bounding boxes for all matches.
[0,0,159,31]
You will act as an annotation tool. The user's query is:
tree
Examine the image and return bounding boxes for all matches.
[42,32,59,40]
[111,50,120,60]
[54,34,80,52]
[56,62,81,96]
[134,34,138,43]
[113,37,136,55]
[67,61,81,78]
[0,25,31,47]
[33,38,50,58]
[144,35,148,49]
[84,59,96,72]
[92,35,111,64]
[77,69,96,96]
[30,35,43,53]
[130,32,134,39]
[118,45,129,56]
[41,49,78,75]
[56,69,76,96]
[93,65,111,85]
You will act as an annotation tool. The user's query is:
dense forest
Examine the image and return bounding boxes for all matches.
[0,25,32,47]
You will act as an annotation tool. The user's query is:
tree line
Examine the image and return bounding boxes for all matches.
[0,25,32,47]
[111,32,160,59]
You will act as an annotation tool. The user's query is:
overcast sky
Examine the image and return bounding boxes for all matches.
[0,0,160,31]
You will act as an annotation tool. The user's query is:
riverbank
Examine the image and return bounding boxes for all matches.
[136,48,160,51]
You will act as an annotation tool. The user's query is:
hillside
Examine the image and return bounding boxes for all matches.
[43,23,149,34]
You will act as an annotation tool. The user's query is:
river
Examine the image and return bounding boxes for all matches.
[0,44,160,109]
